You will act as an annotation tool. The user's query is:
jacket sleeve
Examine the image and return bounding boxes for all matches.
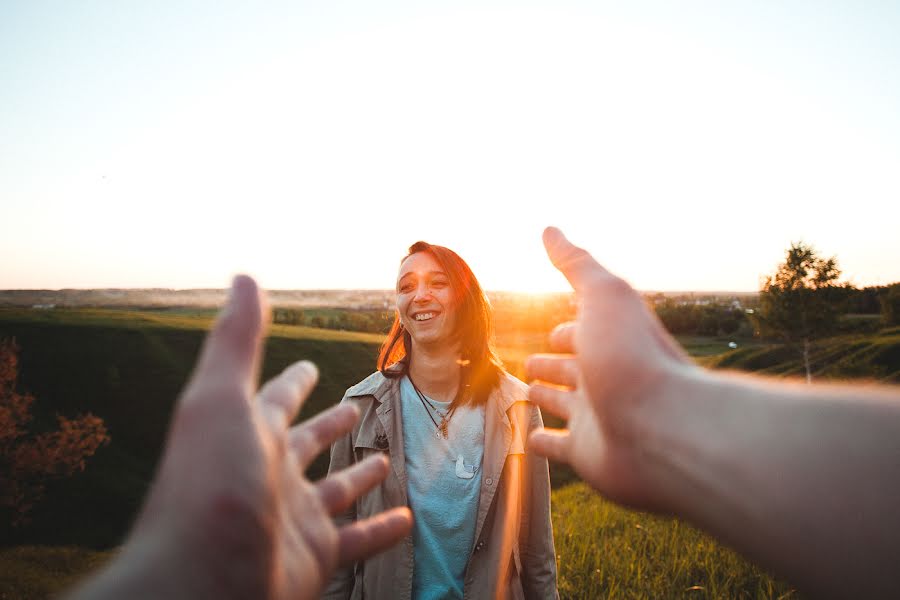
[520,404,560,599]
[321,394,358,600]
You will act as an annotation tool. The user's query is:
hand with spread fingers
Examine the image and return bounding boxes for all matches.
[527,227,900,600]
[526,227,695,510]
[69,275,412,600]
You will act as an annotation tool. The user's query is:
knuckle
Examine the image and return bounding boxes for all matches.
[599,274,633,297]
[563,360,579,383]
[334,476,354,506]
[557,246,590,269]
[291,428,312,453]
[527,383,546,401]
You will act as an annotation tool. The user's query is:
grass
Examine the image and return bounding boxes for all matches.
[552,485,799,600]
[0,546,113,600]
[0,308,383,550]
[1,486,801,600]
[0,307,385,343]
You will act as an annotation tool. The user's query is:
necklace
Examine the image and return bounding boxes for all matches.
[408,376,455,440]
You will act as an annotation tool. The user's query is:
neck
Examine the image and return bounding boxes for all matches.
[408,342,461,403]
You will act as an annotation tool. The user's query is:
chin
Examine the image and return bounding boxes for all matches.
[410,328,451,347]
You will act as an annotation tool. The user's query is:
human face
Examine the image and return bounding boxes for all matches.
[396,251,457,348]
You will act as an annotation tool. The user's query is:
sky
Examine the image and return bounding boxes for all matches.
[2,1,899,293]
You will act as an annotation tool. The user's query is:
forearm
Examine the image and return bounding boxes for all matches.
[638,367,900,598]
[66,534,199,600]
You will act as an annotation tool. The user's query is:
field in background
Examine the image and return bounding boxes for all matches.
[2,304,896,598]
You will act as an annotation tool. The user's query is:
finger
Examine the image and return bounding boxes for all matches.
[316,454,390,516]
[542,227,611,292]
[337,507,413,566]
[528,383,573,420]
[188,275,268,404]
[549,322,576,353]
[257,361,319,430]
[288,402,360,468]
[525,354,579,388]
[528,428,573,464]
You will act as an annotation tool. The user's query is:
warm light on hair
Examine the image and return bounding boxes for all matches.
[378,241,503,407]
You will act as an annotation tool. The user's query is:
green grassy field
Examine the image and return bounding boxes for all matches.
[3,307,896,598]
[707,326,900,382]
[552,485,798,600]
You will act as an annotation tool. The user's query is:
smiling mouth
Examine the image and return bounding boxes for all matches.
[413,312,438,322]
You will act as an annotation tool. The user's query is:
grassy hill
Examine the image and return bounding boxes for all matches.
[3,307,897,598]
[0,308,383,549]
[706,326,900,382]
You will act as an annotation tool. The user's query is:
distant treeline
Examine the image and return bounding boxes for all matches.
[272,293,579,337]
[272,284,900,340]
[651,284,900,339]
[273,307,395,333]
[651,300,753,337]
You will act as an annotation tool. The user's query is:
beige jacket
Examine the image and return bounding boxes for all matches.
[323,370,559,600]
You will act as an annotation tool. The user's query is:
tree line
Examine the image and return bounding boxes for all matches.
[271,274,899,344]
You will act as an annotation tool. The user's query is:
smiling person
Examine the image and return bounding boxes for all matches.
[324,242,559,600]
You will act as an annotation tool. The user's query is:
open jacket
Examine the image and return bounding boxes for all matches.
[323,370,559,600]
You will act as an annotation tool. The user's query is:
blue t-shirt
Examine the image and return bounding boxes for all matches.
[400,376,485,600]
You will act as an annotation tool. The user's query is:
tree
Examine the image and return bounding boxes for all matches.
[0,338,110,527]
[880,283,900,327]
[756,242,844,383]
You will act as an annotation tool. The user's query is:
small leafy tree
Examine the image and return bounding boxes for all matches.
[880,283,900,327]
[757,242,843,382]
[0,338,110,526]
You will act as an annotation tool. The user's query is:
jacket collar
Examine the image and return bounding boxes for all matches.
[346,369,520,415]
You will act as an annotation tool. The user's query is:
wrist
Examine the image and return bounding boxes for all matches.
[626,362,717,515]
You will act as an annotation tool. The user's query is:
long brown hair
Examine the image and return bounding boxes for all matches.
[378,241,503,407]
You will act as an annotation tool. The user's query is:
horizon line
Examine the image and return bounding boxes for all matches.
[0,287,764,295]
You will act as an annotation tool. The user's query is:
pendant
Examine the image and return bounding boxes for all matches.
[439,417,449,440]
[455,454,475,479]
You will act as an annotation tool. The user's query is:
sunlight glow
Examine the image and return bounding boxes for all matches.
[2,3,899,291]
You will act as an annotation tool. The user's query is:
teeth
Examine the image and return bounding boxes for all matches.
[415,312,435,321]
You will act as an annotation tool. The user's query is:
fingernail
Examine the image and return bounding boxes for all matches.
[219,276,240,319]
[297,360,319,379]
[543,226,562,244]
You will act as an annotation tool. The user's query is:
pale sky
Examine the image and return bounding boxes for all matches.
[2,1,899,292]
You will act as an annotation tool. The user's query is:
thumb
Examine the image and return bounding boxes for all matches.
[542,227,610,292]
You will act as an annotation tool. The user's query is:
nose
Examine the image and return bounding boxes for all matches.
[413,282,432,303]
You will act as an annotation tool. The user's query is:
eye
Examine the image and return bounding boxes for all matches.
[431,278,448,288]
[399,282,414,293]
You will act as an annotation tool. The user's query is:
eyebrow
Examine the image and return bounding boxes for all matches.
[397,270,447,283]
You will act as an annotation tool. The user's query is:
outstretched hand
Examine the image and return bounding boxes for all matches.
[527,228,694,510]
[73,276,412,600]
